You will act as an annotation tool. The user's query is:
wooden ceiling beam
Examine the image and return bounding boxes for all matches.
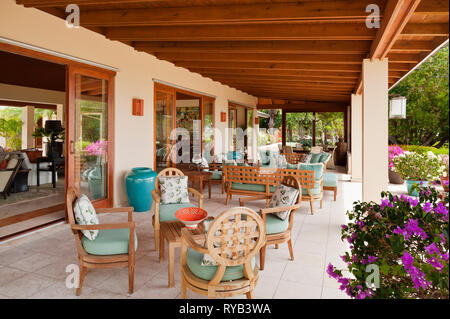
[134,40,371,54]
[257,102,347,110]
[210,77,357,86]
[415,0,450,14]
[172,61,363,73]
[390,40,434,52]
[105,23,376,41]
[356,0,422,94]
[155,52,366,64]
[79,0,384,27]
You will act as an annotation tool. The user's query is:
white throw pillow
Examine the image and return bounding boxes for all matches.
[268,184,299,220]
[158,176,190,204]
[73,194,99,240]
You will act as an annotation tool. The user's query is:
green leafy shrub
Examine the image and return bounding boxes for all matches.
[397,145,449,156]
[393,151,445,181]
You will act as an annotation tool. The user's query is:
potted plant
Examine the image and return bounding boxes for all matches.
[327,188,449,299]
[388,145,404,184]
[393,151,445,196]
[439,154,449,192]
[32,122,65,158]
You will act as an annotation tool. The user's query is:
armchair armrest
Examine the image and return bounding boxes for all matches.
[239,194,269,206]
[71,221,136,231]
[260,203,301,215]
[181,228,208,254]
[96,207,134,221]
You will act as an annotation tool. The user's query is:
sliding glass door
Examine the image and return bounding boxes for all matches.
[67,66,114,208]
[154,83,215,170]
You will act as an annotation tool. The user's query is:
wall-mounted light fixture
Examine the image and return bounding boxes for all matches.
[389,95,407,119]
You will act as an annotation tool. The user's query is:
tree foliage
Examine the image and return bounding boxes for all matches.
[389,45,449,147]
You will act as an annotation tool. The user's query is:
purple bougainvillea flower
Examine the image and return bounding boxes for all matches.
[380,198,393,210]
[341,224,348,230]
[368,255,377,263]
[427,257,444,272]
[422,202,432,213]
[434,203,449,220]
[425,242,440,256]
[401,251,431,291]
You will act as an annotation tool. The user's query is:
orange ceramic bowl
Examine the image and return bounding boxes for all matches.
[175,207,208,229]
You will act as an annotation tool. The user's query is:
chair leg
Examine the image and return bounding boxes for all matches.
[320,198,323,209]
[275,244,279,249]
[246,291,254,299]
[334,189,337,201]
[221,181,225,194]
[181,276,187,299]
[128,262,135,294]
[287,239,294,261]
[310,200,314,215]
[159,230,165,262]
[259,245,267,270]
[76,266,87,296]
[226,193,231,205]
[154,229,160,251]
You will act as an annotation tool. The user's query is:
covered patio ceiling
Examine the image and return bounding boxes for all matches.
[16,0,449,106]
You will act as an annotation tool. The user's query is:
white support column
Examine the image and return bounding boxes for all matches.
[21,105,35,149]
[351,94,362,182]
[362,58,389,202]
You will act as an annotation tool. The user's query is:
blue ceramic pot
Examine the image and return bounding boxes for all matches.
[125,167,157,212]
[406,180,428,197]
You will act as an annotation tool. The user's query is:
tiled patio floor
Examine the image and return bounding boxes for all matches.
[0,170,361,299]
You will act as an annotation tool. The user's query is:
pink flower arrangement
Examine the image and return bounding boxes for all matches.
[84,140,108,156]
[388,145,404,169]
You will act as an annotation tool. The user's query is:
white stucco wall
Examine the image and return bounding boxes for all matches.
[0,0,257,205]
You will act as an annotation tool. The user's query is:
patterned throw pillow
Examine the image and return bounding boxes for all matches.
[301,154,312,163]
[73,194,99,240]
[268,184,299,220]
[309,153,321,163]
[158,176,190,204]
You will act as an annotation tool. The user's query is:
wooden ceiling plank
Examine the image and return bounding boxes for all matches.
[173,61,363,72]
[401,23,449,36]
[134,40,371,54]
[105,23,376,41]
[154,52,366,64]
[79,0,385,27]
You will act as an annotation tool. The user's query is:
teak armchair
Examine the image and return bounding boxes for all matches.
[180,207,266,299]
[151,168,203,251]
[239,176,302,270]
[66,187,136,295]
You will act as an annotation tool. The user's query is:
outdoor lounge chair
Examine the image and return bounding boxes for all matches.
[66,187,137,295]
[180,207,266,299]
[151,168,203,251]
[239,175,301,270]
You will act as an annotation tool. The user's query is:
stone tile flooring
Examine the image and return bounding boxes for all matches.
[0,170,361,299]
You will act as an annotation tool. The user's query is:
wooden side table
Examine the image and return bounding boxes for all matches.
[159,220,205,287]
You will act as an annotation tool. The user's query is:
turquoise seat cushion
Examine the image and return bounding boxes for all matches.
[82,228,138,256]
[187,248,255,281]
[301,182,322,196]
[211,171,222,180]
[299,163,324,180]
[159,202,196,222]
[263,212,290,234]
[231,183,277,193]
[324,173,338,187]
[309,153,321,163]
[318,152,331,163]
[286,163,298,169]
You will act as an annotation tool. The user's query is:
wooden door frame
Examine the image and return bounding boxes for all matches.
[0,42,116,230]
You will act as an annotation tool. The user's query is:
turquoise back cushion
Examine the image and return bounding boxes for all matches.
[309,153,321,163]
[259,150,270,165]
[286,163,297,169]
[319,152,330,163]
[299,163,324,180]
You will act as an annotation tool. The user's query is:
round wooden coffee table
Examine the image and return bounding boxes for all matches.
[183,170,213,198]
